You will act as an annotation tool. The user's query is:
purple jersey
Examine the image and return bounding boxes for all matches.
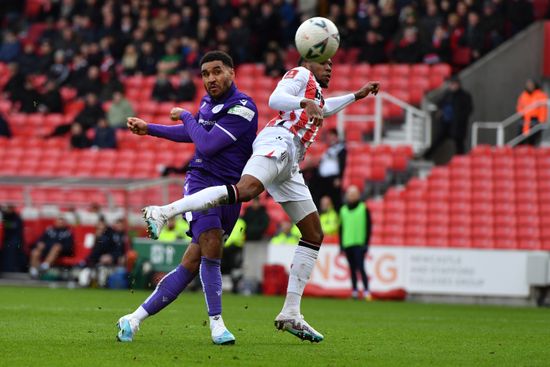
[185,83,258,183]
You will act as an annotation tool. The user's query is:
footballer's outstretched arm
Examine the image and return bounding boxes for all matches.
[127,117,192,142]
[181,108,253,157]
[323,81,380,117]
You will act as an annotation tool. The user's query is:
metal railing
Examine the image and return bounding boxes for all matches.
[471,100,549,147]
[336,91,431,154]
[0,176,183,212]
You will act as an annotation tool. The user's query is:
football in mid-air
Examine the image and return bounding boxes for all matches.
[295,17,340,63]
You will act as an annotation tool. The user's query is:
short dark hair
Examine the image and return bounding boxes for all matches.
[200,51,234,68]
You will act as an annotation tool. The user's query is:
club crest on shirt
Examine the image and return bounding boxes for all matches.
[240,99,248,106]
[212,104,224,113]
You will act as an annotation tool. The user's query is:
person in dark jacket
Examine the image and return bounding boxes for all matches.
[93,118,117,149]
[242,197,269,241]
[29,216,74,278]
[0,113,11,138]
[424,76,473,158]
[316,128,347,210]
[0,205,25,272]
[70,122,92,149]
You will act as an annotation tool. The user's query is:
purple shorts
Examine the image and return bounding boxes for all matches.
[183,169,241,244]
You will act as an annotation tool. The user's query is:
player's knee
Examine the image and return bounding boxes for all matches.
[236,177,264,202]
[303,230,324,246]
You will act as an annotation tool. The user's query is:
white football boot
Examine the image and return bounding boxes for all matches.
[274,313,324,343]
[142,206,168,240]
[116,315,140,342]
[210,315,235,345]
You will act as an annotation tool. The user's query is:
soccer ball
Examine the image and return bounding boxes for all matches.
[295,17,340,63]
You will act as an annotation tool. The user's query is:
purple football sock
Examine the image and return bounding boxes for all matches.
[142,265,194,315]
[200,256,222,316]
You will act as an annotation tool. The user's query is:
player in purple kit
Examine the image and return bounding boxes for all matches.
[116,51,258,345]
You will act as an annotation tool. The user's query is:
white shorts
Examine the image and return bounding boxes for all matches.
[241,126,312,204]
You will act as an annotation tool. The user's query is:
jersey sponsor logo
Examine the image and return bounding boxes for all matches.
[283,69,298,79]
[212,104,224,113]
[198,118,216,126]
[228,105,255,122]
[239,99,248,106]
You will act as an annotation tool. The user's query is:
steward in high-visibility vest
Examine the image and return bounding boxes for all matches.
[222,217,246,293]
[270,221,300,245]
[339,185,372,300]
[517,79,548,135]
[319,196,340,236]
[158,217,191,243]
[225,217,246,248]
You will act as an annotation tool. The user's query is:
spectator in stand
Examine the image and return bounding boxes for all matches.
[17,42,39,77]
[158,41,181,75]
[5,63,26,104]
[152,71,176,102]
[425,76,473,158]
[242,197,269,241]
[481,2,505,51]
[339,185,372,300]
[228,16,251,64]
[0,30,21,62]
[93,117,117,149]
[317,128,347,210]
[75,65,103,97]
[0,113,12,138]
[270,221,300,245]
[78,218,128,287]
[516,79,548,145]
[44,92,104,138]
[48,50,70,86]
[423,25,451,64]
[418,1,442,46]
[70,122,92,149]
[0,205,25,272]
[461,11,485,61]
[175,70,197,102]
[507,0,534,35]
[18,77,40,113]
[137,41,158,76]
[75,92,105,130]
[121,44,139,76]
[264,48,286,78]
[107,91,135,128]
[359,31,387,64]
[393,26,423,63]
[35,40,54,75]
[29,215,74,279]
[38,79,63,113]
[319,196,340,237]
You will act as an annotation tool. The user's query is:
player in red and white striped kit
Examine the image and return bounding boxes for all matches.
[143,58,379,342]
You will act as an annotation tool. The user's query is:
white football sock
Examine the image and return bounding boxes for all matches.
[129,306,149,323]
[282,245,319,315]
[160,185,230,218]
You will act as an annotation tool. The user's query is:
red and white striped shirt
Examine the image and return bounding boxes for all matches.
[267,66,356,149]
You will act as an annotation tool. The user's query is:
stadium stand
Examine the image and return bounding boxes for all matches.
[369,145,550,250]
[1,0,548,267]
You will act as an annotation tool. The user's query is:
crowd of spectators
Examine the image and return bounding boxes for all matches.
[0,0,542,153]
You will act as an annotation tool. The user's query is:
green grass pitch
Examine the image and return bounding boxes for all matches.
[1,286,549,366]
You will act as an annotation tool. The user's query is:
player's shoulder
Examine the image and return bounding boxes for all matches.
[225,94,257,122]
[231,90,257,109]
[281,66,311,81]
